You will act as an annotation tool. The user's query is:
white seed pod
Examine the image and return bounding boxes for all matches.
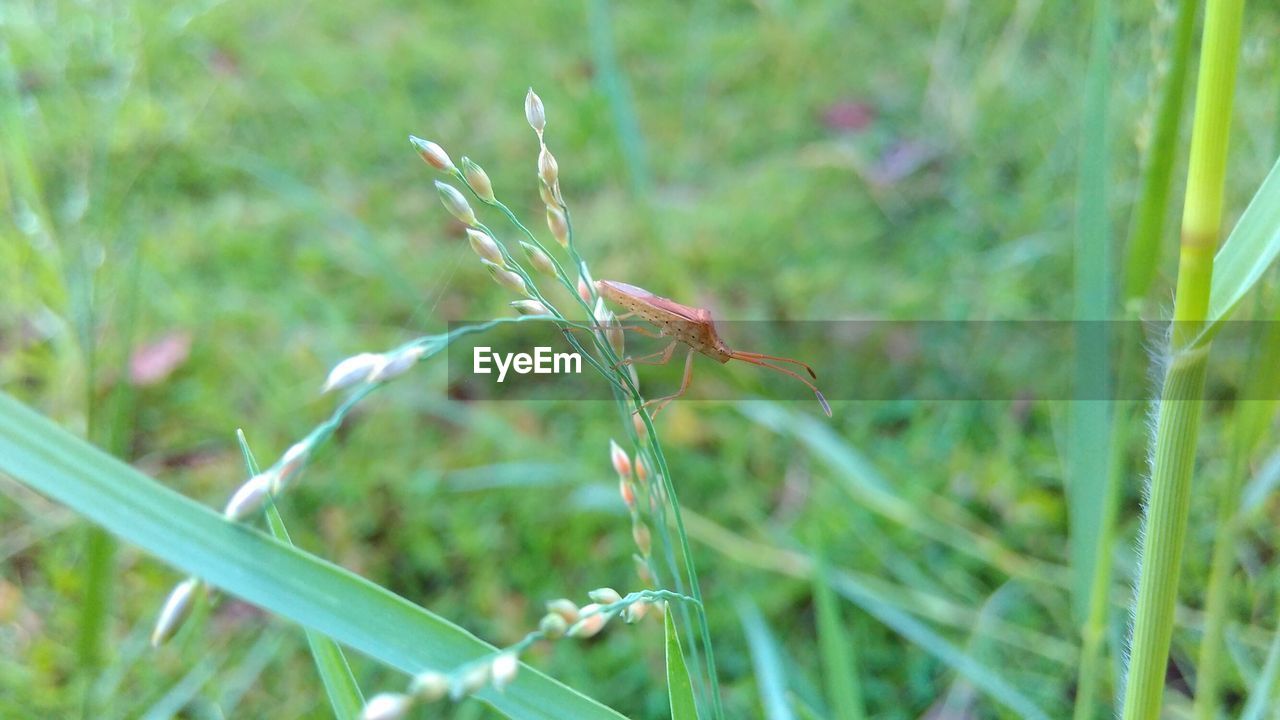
[483,261,529,297]
[519,241,557,278]
[435,181,478,226]
[466,228,505,265]
[567,603,608,638]
[592,298,610,325]
[491,652,519,691]
[223,472,273,520]
[410,671,449,702]
[525,88,545,133]
[323,352,385,393]
[510,300,551,316]
[461,157,495,203]
[538,146,559,187]
[539,612,568,638]
[588,587,622,605]
[624,600,650,623]
[546,598,580,624]
[150,577,202,647]
[274,441,310,490]
[410,136,455,173]
[369,345,426,383]
[360,692,413,720]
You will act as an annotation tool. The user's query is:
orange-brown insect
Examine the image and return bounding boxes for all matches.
[595,280,831,417]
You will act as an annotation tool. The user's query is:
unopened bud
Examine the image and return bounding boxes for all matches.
[435,181,477,226]
[607,320,625,357]
[609,440,632,478]
[369,345,426,383]
[461,157,495,203]
[546,598,580,624]
[567,603,608,638]
[150,577,202,647]
[539,612,568,638]
[483,261,529,296]
[491,652,519,691]
[323,352,385,393]
[361,692,413,720]
[410,136,455,173]
[224,472,273,520]
[410,671,450,702]
[577,277,592,303]
[519,241,557,278]
[635,456,649,483]
[466,228,505,265]
[588,587,622,605]
[619,477,636,510]
[525,88,545,133]
[632,521,651,556]
[624,600,649,623]
[539,179,558,207]
[538,146,559,187]
[510,300,551,316]
[546,207,568,247]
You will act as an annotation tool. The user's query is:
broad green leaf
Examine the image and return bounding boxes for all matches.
[0,392,626,720]
[665,605,699,720]
[237,431,364,720]
[737,600,795,720]
[1203,156,1280,338]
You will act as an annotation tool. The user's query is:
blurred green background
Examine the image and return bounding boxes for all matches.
[3,0,1280,718]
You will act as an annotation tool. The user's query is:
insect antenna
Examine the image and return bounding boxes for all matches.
[729,353,832,417]
[729,351,818,379]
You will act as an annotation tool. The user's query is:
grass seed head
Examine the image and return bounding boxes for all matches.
[361,692,414,720]
[619,477,637,510]
[491,652,519,691]
[150,577,202,647]
[461,157,495,202]
[520,241,557,277]
[577,276,592,303]
[510,299,551,316]
[369,345,426,383]
[434,181,477,226]
[632,520,652,556]
[223,472,273,520]
[482,260,529,296]
[567,603,608,638]
[546,598,580,624]
[588,587,622,604]
[454,663,490,700]
[539,611,568,638]
[609,439,632,478]
[466,228,505,265]
[410,136,455,173]
[410,671,449,702]
[538,145,559,187]
[524,88,546,134]
[539,178,558,207]
[624,600,649,623]
[275,440,310,487]
[633,555,652,584]
[323,352,385,393]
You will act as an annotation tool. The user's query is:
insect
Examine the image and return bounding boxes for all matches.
[595,280,831,417]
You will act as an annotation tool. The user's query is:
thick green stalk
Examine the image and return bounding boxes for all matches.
[1121,0,1244,717]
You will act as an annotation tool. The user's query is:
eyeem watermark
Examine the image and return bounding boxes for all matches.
[473,346,582,382]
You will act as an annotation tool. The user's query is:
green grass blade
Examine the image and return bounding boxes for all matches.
[236,430,364,720]
[1203,156,1280,337]
[809,538,866,720]
[0,392,626,720]
[1123,0,1199,304]
[666,605,700,720]
[1240,615,1280,720]
[737,600,795,720]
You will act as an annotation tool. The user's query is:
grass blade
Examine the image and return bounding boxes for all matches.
[666,604,700,720]
[0,392,626,720]
[809,536,866,720]
[1203,156,1280,338]
[235,430,365,720]
[737,600,795,720]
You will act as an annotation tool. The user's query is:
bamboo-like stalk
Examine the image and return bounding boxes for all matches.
[1120,0,1245,717]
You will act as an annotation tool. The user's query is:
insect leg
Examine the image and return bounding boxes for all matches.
[615,339,678,368]
[641,347,695,417]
